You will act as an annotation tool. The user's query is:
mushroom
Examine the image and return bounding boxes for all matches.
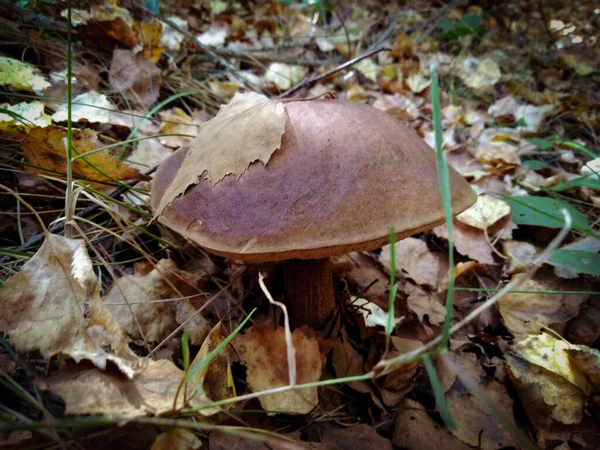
[151,96,476,329]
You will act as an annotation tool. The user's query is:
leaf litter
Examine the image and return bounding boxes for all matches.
[1,1,600,449]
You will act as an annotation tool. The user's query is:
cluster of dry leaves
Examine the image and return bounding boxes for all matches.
[1,0,599,449]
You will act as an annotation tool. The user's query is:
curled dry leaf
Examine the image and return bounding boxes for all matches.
[41,359,209,416]
[0,234,138,377]
[104,259,203,343]
[21,125,148,188]
[233,325,323,414]
[154,92,287,217]
[498,275,589,335]
[380,237,448,288]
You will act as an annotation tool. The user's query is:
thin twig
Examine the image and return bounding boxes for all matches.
[277,46,392,98]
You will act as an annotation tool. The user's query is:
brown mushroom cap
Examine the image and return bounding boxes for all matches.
[151,99,476,262]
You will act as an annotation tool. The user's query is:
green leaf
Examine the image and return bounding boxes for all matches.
[502,196,589,229]
[522,159,549,170]
[548,249,600,276]
[526,137,554,150]
[515,117,528,128]
[548,177,600,192]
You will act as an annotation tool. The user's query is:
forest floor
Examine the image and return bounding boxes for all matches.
[0,1,599,449]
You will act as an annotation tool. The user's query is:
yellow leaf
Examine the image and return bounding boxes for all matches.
[21,125,148,188]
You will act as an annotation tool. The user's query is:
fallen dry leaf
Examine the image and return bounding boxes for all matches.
[445,377,517,449]
[0,234,138,377]
[456,194,511,230]
[502,239,542,274]
[189,322,236,410]
[505,352,585,427]
[511,333,591,395]
[103,259,193,343]
[154,92,287,217]
[0,101,51,137]
[332,327,384,409]
[151,428,201,450]
[440,349,517,449]
[133,19,163,63]
[51,91,115,123]
[393,399,473,450]
[322,424,392,450]
[41,359,209,416]
[234,325,322,414]
[110,49,162,107]
[434,221,497,265]
[565,346,600,387]
[454,56,501,90]
[498,275,589,335]
[264,63,308,91]
[404,282,447,326]
[0,56,51,94]
[158,108,205,148]
[380,237,449,288]
[21,125,148,188]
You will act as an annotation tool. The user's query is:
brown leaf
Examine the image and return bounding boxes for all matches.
[445,378,516,449]
[331,327,384,409]
[189,322,235,410]
[110,49,162,107]
[434,221,496,265]
[379,237,448,288]
[41,359,208,416]
[234,325,323,414]
[103,259,196,343]
[498,275,589,335]
[393,399,473,450]
[154,92,287,217]
[404,283,447,326]
[322,425,392,450]
[0,234,138,377]
[21,125,148,188]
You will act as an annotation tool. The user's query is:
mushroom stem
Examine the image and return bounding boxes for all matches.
[283,258,336,329]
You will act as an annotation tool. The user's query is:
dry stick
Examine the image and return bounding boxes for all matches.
[373,208,573,377]
[0,167,157,264]
[277,46,392,99]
